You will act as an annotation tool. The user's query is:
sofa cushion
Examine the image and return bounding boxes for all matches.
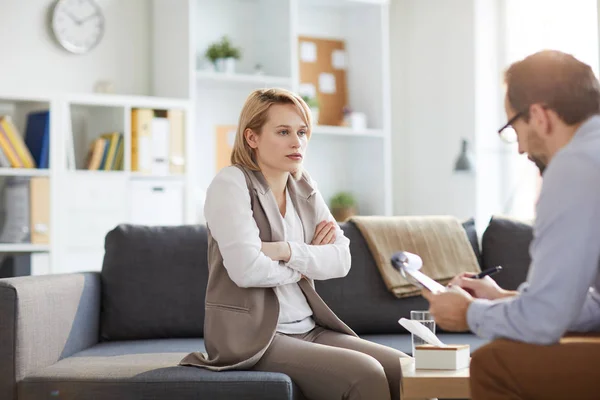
[481,216,533,290]
[315,220,481,335]
[100,225,208,341]
[462,218,483,267]
[19,339,301,400]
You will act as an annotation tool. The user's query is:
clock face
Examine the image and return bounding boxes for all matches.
[51,0,105,54]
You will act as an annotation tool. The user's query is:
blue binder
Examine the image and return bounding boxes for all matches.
[24,111,50,169]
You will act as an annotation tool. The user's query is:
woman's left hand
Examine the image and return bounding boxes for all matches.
[311,220,337,245]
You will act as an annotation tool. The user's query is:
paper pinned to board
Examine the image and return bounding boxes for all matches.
[399,318,447,347]
[300,41,317,62]
[319,72,336,94]
[299,82,317,99]
[332,49,347,70]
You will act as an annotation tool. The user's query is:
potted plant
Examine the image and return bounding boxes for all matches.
[205,36,241,73]
[330,191,357,222]
[302,95,320,124]
[204,41,223,71]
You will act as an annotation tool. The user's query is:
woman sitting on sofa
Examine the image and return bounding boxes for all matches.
[180,88,407,400]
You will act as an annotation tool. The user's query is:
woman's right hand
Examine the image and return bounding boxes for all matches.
[311,220,336,245]
[448,272,508,300]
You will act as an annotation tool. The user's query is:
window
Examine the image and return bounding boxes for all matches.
[502,0,599,220]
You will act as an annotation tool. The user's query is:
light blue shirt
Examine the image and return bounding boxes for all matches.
[468,115,600,345]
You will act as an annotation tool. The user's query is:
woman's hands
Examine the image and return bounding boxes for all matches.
[311,220,337,245]
[260,220,336,264]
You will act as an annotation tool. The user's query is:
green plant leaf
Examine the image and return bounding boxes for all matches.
[330,191,356,209]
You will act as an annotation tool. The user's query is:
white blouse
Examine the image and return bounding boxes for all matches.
[203,166,352,334]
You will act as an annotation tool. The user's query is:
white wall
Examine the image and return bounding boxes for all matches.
[390,0,478,220]
[0,0,151,95]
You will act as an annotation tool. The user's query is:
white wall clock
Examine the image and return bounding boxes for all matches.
[51,0,105,54]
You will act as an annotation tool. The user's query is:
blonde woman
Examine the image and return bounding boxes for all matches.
[180,88,407,400]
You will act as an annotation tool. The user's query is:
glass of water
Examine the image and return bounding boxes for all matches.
[410,310,436,356]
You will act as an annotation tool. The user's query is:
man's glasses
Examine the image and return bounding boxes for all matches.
[497,111,523,143]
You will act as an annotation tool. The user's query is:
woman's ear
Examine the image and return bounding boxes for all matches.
[244,128,259,149]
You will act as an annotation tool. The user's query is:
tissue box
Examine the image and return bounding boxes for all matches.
[414,344,470,370]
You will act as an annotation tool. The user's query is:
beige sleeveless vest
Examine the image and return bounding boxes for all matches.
[180,166,356,371]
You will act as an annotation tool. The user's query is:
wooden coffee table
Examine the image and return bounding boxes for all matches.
[401,357,470,399]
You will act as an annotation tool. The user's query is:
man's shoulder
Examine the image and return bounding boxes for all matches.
[560,117,600,168]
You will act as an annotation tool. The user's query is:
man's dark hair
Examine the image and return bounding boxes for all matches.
[505,50,600,125]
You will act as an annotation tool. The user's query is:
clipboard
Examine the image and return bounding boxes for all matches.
[390,251,447,294]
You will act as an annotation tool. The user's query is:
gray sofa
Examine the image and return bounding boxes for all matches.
[0,216,532,400]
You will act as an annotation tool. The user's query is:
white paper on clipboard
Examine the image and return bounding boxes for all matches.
[403,268,447,294]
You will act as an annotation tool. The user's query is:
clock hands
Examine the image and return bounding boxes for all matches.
[79,12,100,24]
[64,9,82,25]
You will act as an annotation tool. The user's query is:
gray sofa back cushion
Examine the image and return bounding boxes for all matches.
[99,220,483,339]
[100,224,208,341]
[481,216,533,290]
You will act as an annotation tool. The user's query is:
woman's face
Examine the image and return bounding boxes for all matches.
[245,103,309,175]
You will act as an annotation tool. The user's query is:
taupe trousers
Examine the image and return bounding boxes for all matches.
[253,325,405,400]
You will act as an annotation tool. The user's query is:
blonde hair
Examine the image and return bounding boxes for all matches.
[230,88,313,180]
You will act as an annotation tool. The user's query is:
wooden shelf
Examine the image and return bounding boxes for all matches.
[0,168,50,177]
[312,125,385,138]
[0,244,50,253]
[196,71,293,88]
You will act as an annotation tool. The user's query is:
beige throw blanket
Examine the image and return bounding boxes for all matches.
[349,216,481,298]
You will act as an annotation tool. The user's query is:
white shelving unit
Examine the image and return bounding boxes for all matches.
[0,92,194,275]
[153,0,392,217]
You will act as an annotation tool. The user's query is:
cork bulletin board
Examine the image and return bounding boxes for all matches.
[298,36,348,126]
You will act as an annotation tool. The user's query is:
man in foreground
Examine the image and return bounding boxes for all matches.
[423,50,600,399]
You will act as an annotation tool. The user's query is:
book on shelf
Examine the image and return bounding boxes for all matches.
[131,108,185,175]
[85,132,124,171]
[0,112,50,169]
[24,111,50,169]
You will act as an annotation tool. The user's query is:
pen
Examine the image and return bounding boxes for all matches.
[471,266,503,279]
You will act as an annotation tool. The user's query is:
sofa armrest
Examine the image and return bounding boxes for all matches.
[0,272,101,400]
